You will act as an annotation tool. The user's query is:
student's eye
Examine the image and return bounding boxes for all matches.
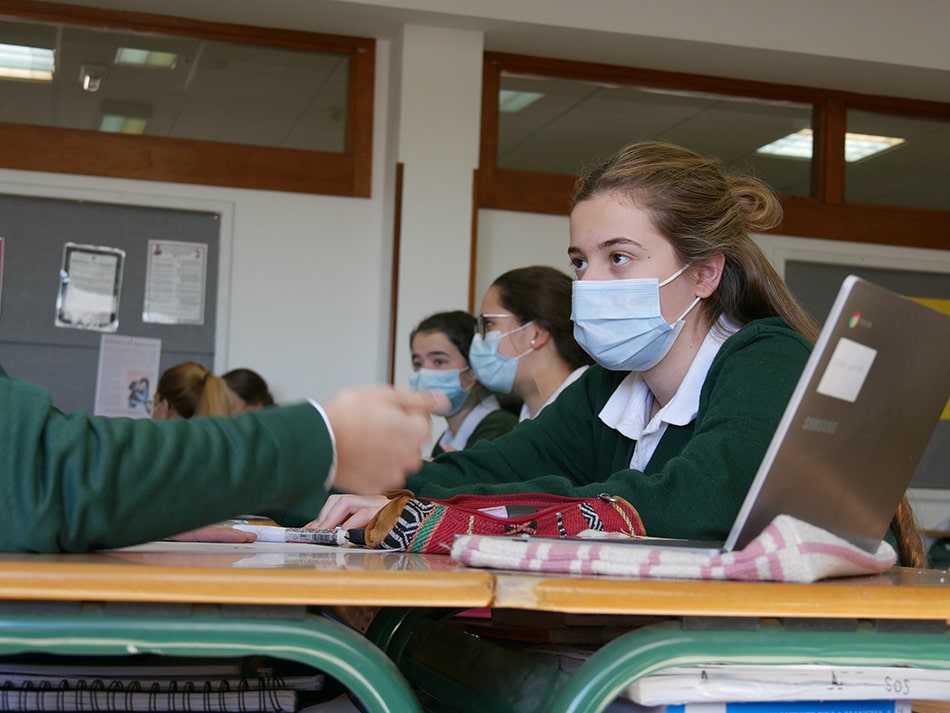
[609,252,631,267]
[570,256,587,276]
[411,360,422,370]
[433,357,449,367]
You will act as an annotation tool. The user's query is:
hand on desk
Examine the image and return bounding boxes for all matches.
[308,494,389,530]
[325,387,448,495]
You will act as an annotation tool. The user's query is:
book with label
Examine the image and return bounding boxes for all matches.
[621,664,950,706]
[666,701,912,713]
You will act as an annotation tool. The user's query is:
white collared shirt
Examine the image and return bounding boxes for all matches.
[439,395,504,451]
[598,318,739,471]
[519,365,589,421]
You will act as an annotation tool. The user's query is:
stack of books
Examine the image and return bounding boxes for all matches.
[0,653,325,712]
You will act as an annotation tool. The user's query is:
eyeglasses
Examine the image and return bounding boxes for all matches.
[476,313,515,338]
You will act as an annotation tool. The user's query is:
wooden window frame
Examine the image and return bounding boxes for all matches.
[479,52,949,251]
[0,1,375,197]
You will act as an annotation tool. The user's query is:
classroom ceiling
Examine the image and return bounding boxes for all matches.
[1,0,947,210]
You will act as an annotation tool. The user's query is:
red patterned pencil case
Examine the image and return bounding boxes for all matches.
[361,490,645,554]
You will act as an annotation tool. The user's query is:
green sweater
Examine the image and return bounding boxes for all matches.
[408,318,812,542]
[0,363,334,553]
[430,408,519,458]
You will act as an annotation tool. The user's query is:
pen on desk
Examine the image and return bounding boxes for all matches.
[231,523,362,546]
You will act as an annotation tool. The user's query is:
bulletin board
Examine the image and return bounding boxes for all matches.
[0,193,220,415]
[785,260,950,490]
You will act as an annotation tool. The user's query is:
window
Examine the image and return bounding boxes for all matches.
[479,53,949,251]
[0,4,374,196]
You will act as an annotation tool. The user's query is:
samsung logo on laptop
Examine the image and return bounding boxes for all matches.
[802,416,838,434]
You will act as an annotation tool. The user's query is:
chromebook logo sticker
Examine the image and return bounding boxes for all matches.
[848,311,861,328]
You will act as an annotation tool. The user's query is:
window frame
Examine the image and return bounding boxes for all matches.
[478,52,950,251]
[0,0,375,197]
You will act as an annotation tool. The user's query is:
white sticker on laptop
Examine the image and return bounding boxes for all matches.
[816,337,877,403]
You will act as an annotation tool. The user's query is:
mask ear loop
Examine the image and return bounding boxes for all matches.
[674,296,702,323]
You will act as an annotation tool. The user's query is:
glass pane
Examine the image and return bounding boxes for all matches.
[498,73,813,197]
[846,110,950,211]
[0,18,349,152]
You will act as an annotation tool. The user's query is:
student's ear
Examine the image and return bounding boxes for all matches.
[527,324,551,350]
[694,254,725,298]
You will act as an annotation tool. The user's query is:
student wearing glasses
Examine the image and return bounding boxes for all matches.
[410,310,518,457]
[471,265,594,421]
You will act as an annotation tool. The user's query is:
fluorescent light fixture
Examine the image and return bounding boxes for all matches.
[99,114,148,135]
[115,47,178,69]
[499,89,544,113]
[757,129,905,162]
[0,43,54,81]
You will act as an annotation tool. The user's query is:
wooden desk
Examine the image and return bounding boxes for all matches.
[491,566,950,619]
[371,567,950,713]
[0,545,947,713]
[0,544,493,713]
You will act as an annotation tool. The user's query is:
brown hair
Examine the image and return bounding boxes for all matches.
[492,265,593,370]
[222,368,275,407]
[156,361,232,418]
[410,310,478,364]
[892,495,926,567]
[572,141,819,342]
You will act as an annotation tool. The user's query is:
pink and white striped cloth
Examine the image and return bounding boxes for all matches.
[450,515,897,582]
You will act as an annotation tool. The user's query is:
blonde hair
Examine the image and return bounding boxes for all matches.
[572,141,819,342]
[155,361,232,418]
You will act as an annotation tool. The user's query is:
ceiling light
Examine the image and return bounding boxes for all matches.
[757,129,905,162]
[115,47,178,69]
[499,90,544,113]
[99,114,148,135]
[0,43,54,81]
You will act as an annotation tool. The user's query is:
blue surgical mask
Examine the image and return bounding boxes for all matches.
[571,265,699,372]
[468,321,534,394]
[409,367,472,416]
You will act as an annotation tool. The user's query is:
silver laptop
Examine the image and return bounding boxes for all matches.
[499,275,950,555]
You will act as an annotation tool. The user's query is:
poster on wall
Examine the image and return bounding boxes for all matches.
[93,334,162,418]
[54,242,125,332]
[142,240,207,325]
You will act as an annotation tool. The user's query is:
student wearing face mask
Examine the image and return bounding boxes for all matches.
[312,141,923,567]
[469,266,594,422]
[409,310,517,457]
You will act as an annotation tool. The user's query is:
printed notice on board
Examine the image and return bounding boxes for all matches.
[55,242,124,332]
[94,334,162,418]
[143,240,207,325]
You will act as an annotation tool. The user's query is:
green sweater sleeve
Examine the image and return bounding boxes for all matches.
[407,319,811,542]
[0,365,335,553]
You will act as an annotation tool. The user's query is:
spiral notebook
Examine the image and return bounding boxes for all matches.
[494,275,950,556]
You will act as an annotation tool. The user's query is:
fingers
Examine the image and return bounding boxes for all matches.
[393,388,451,417]
[310,495,387,529]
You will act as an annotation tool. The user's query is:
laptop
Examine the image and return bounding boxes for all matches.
[502,275,950,556]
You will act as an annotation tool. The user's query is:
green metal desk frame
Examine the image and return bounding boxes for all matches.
[371,609,950,713]
[553,619,950,713]
[0,601,423,713]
